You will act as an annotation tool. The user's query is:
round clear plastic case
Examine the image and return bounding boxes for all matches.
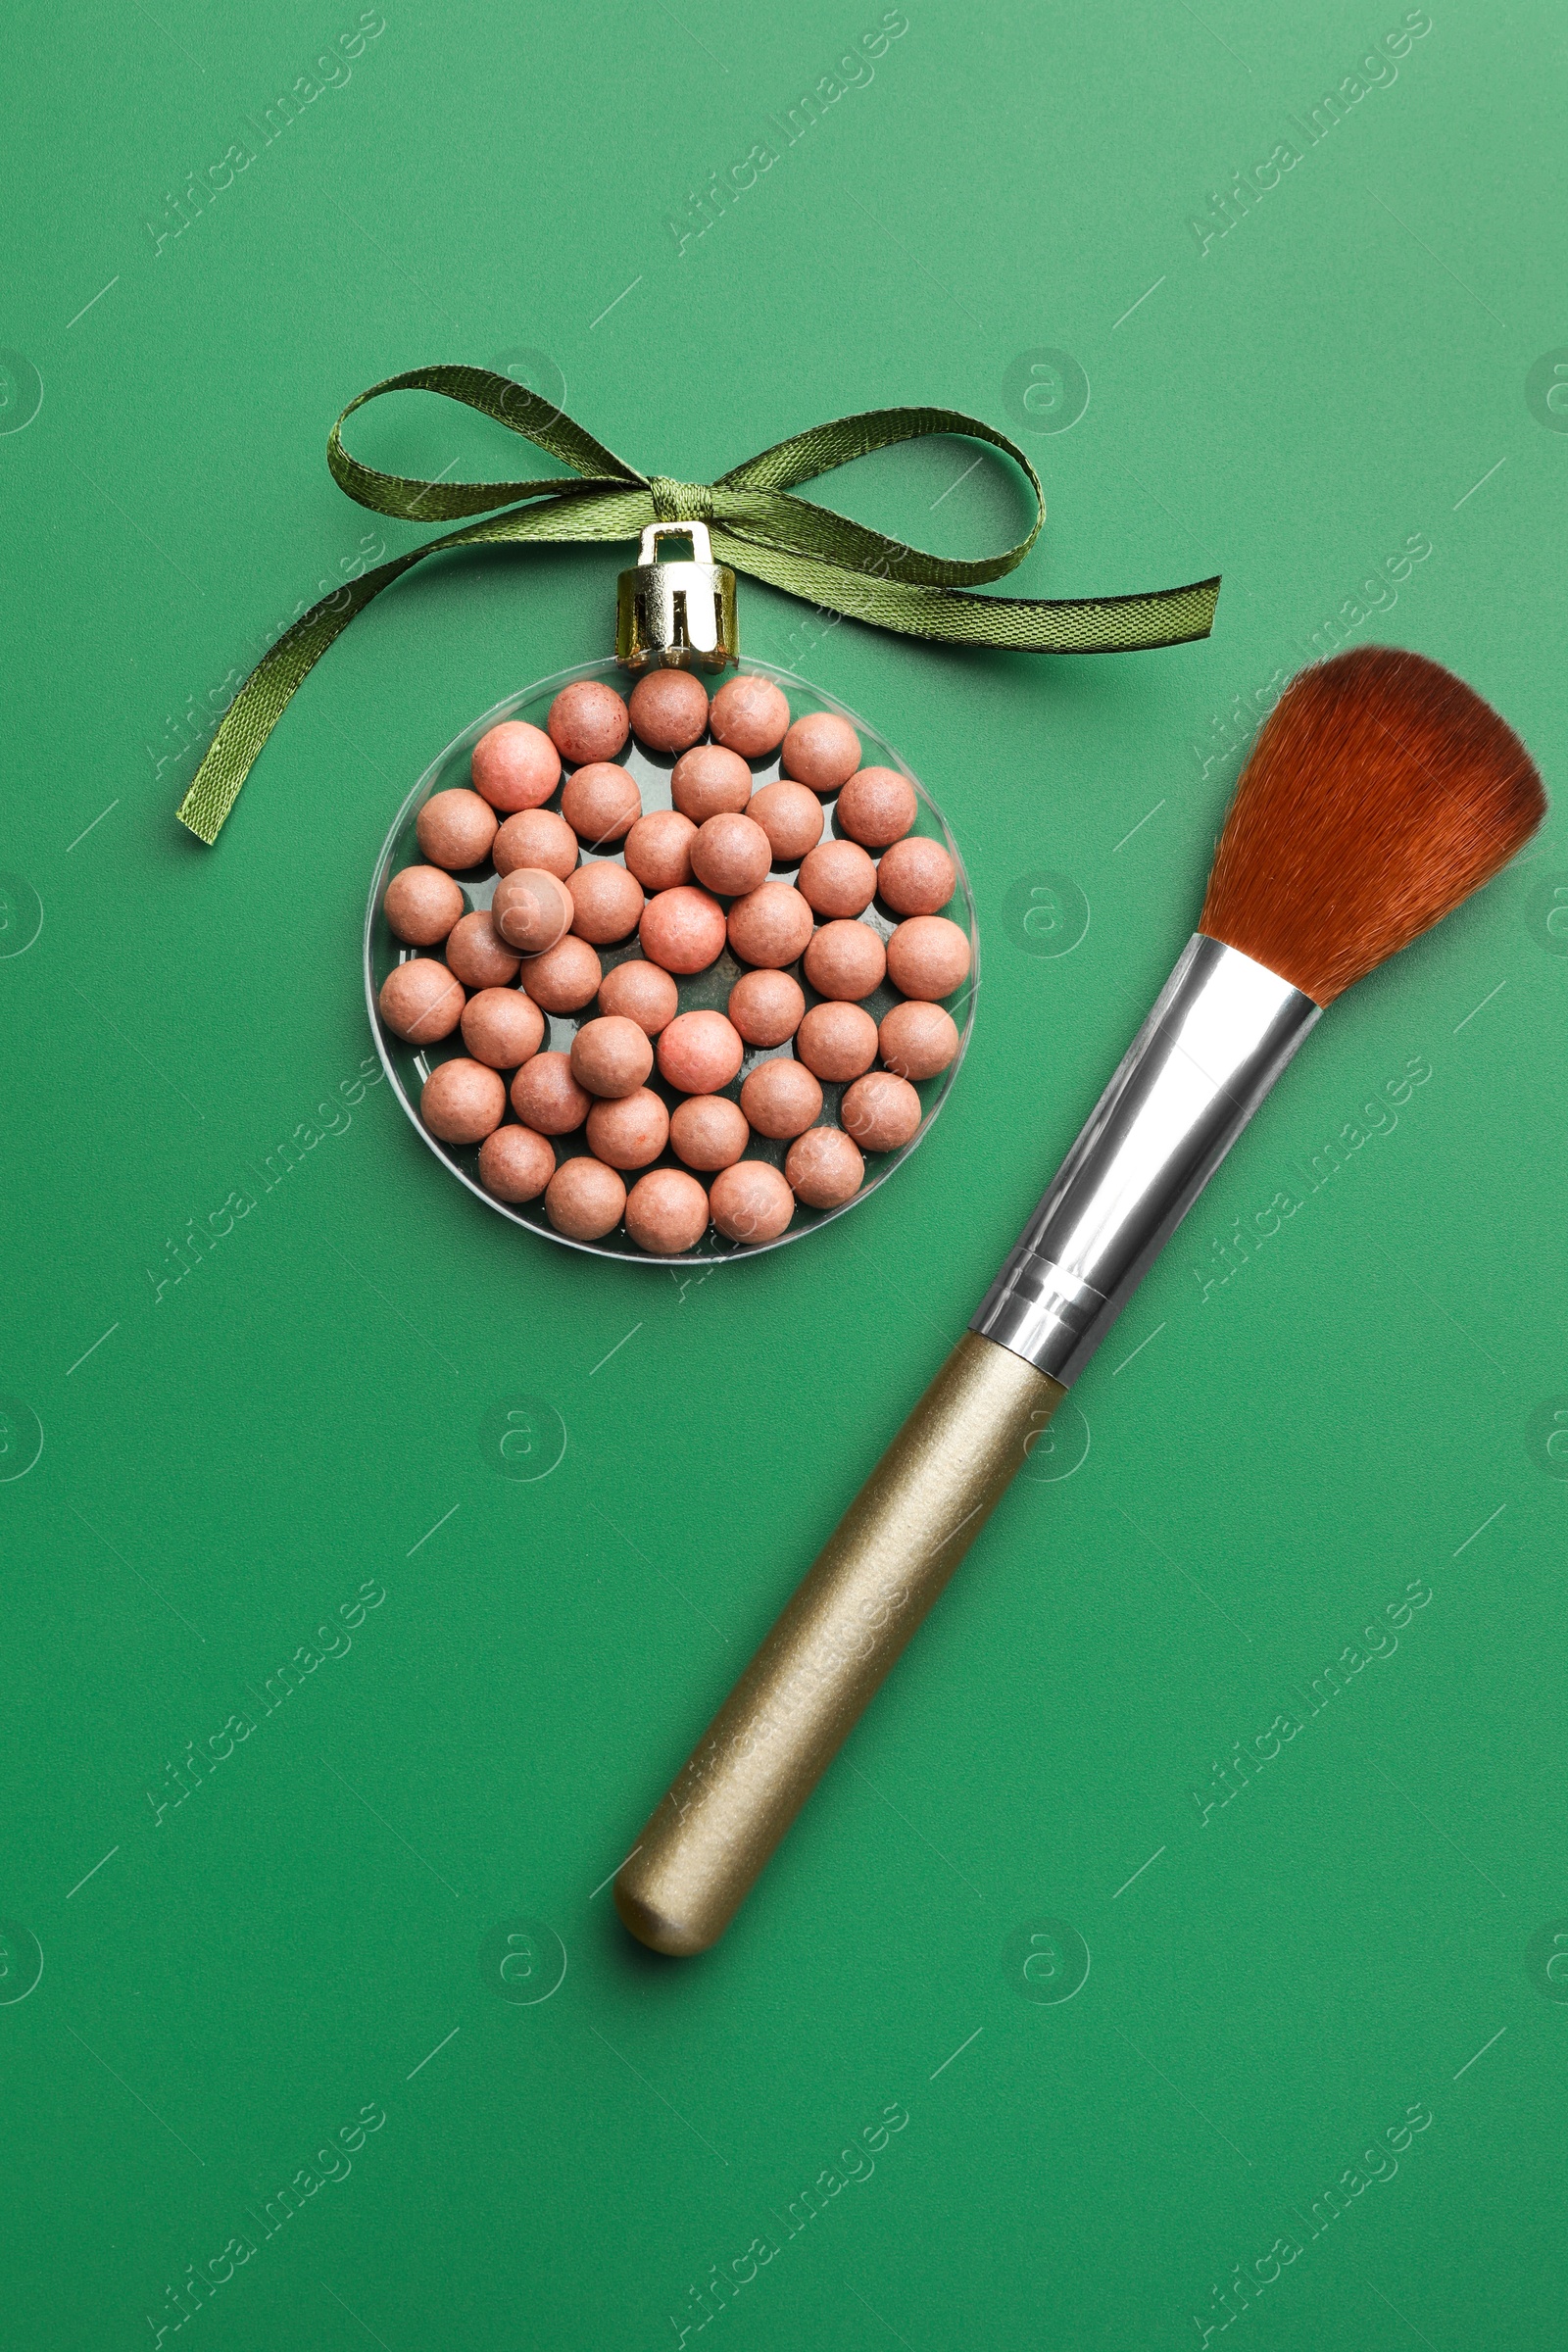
[365,658,977,1264]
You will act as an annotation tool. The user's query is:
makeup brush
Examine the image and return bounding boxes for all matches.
[615,645,1544,1956]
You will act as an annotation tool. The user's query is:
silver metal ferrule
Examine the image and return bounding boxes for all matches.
[970,935,1321,1386]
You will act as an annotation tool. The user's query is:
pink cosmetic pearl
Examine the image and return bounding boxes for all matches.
[569,1015,656,1100]
[877,836,956,916]
[562,761,640,847]
[567,860,645,946]
[878,1000,959,1079]
[836,767,917,848]
[492,867,573,955]
[748,779,823,863]
[726,881,813,969]
[625,1168,710,1256]
[460,988,545,1070]
[738,1057,822,1140]
[710,1161,795,1245]
[798,839,877,918]
[597,958,680,1036]
[841,1071,922,1153]
[781,711,860,794]
[668,1095,750,1171]
[384,864,464,947]
[639,886,727,974]
[785,1125,864,1209]
[803,919,887,1003]
[795,1002,879,1082]
[420,1058,507,1146]
[520,934,602,1013]
[545,1156,627,1241]
[478,1124,556,1202]
[657,1009,744,1095]
[670,744,753,822]
[628,667,710,753]
[470,720,562,812]
[885,915,971,1001]
[624,808,698,893]
[416,788,498,871]
[585,1088,670,1170]
[727,968,805,1048]
[691,811,773,897]
[709,672,791,757]
[445,911,521,990]
[493,808,579,880]
[377,958,465,1046]
[510,1052,591,1135]
[547,680,629,764]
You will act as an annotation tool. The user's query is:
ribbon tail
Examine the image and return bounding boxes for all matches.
[175,549,422,844]
[712,535,1221,655]
[176,485,660,844]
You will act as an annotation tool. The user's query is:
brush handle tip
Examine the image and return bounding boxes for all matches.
[613,1332,1059,1955]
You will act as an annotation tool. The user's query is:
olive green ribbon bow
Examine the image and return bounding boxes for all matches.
[175,364,1221,845]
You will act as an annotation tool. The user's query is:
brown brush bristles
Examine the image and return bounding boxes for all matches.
[1200,646,1544,1005]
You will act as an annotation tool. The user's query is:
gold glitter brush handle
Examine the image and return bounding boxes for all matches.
[613,1334,1059,1956]
[615,942,1323,1957]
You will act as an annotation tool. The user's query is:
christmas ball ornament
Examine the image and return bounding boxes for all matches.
[366,523,978,1260]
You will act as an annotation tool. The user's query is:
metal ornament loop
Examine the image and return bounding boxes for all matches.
[637,517,715,564]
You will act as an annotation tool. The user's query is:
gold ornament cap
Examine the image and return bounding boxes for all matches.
[616,520,737,675]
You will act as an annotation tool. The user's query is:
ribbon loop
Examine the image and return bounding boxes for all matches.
[648,477,715,524]
[175,365,1221,845]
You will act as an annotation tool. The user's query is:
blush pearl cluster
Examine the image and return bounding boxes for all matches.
[375,671,969,1255]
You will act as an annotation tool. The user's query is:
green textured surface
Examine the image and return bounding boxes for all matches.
[4,3,1565,2345]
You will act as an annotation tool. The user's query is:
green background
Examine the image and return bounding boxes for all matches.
[4,2,1565,2344]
